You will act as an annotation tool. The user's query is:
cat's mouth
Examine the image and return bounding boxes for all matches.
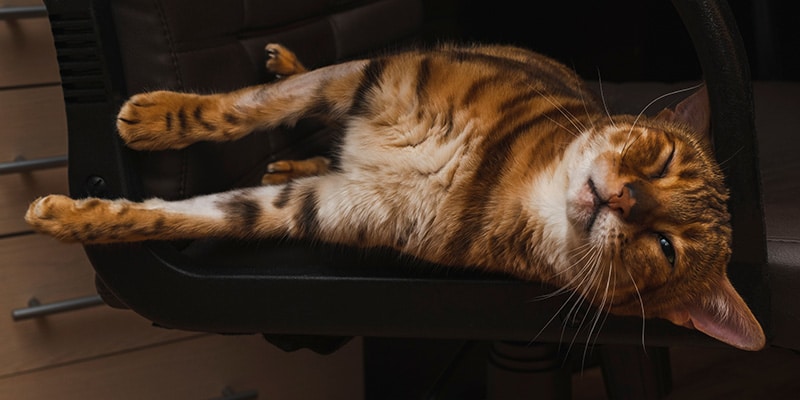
[570,179,602,233]
[585,179,602,231]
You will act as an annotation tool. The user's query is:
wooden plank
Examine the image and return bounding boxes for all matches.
[0,335,364,400]
[0,234,197,377]
[0,86,67,164]
[0,0,46,8]
[0,10,60,88]
[0,168,67,236]
[0,85,69,236]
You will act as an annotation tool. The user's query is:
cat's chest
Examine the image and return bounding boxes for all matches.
[339,109,480,188]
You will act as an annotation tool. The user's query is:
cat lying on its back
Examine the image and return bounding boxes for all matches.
[26,43,765,350]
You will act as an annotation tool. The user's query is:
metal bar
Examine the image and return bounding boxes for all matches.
[0,155,67,175]
[12,295,104,321]
[0,6,47,20]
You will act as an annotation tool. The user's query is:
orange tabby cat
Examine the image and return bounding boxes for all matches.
[25,43,765,350]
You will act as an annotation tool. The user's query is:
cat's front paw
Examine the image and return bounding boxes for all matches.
[117,91,213,150]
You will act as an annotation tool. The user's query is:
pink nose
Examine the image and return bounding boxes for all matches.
[608,185,635,219]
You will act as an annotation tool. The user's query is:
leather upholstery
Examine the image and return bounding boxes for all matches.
[753,82,800,348]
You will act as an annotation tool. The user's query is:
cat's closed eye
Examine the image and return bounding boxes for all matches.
[651,143,676,179]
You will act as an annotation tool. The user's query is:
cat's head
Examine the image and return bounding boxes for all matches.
[562,86,765,350]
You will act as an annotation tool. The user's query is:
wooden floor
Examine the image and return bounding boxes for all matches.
[573,345,800,399]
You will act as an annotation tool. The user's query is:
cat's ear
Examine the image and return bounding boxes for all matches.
[664,276,765,351]
[656,85,712,150]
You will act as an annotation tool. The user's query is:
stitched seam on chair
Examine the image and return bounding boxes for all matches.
[153,0,188,198]
[154,0,184,89]
[767,237,800,244]
[326,15,342,60]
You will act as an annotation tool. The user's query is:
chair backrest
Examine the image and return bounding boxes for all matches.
[672,0,768,327]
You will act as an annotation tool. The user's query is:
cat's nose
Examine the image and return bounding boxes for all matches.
[607,185,636,219]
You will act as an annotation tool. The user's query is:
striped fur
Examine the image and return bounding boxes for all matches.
[26,43,764,350]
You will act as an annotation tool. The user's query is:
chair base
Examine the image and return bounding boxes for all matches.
[362,338,671,399]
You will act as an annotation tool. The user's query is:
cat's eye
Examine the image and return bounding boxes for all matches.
[657,234,676,266]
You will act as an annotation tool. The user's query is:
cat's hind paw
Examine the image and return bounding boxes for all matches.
[262,156,330,185]
[265,43,307,77]
[26,195,141,243]
[117,91,221,151]
[25,195,93,242]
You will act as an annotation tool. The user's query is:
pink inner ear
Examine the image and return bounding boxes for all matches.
[687,304,764,351]
[665,278,765,351]
[655,85,712,148]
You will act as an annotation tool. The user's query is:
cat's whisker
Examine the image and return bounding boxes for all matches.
[625,267,648,353]
[596,69,617,129]
[591,263,615,349]
[529,243,603,347]
[717,145,745,169]
[628,83,704,139]
[619,131,643,163]
[561,244,603,294]
[532,243,598,301]
[560,242,596,271]
[620,83,705,162]
[582,259,615,366]
[577,80,598,133]
[528,279,589,345]
[528,83,588,136]
[563,247,605,356]
[542,109,583,138]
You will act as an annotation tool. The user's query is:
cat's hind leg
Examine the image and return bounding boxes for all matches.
[25,186,294,243]
[25,173,378,246]
[25,194,228,243]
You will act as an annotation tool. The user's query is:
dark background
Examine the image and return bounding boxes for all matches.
[421,0,798,82]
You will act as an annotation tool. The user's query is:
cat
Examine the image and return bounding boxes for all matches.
[25,43,765,351]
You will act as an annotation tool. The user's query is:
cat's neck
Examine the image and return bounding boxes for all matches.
[477,125,595,282]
